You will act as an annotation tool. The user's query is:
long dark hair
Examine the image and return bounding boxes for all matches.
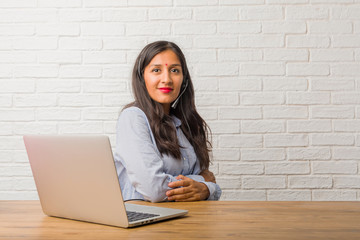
[125,41,212,170]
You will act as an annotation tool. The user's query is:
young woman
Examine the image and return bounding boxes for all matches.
[114,41,221,202]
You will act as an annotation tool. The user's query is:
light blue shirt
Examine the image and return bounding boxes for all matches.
[114,106,222,202]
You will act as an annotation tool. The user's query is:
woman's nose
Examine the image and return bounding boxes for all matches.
[161,70,172,84]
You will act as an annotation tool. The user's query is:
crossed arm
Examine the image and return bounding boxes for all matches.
[166,169,216,202]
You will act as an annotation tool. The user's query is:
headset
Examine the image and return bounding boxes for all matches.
[137,57,188,109]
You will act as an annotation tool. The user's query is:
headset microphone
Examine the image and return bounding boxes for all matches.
[171,79,188,109]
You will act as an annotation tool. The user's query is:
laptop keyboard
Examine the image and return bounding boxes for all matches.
[126,211,160,222]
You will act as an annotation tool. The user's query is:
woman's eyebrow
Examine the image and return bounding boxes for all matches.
[149,63,181,67]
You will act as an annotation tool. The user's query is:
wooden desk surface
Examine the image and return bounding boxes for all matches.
[1,201,360,240]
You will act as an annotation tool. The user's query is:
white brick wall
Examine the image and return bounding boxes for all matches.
[1,1,360,201]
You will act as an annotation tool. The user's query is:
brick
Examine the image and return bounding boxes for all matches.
[83,0,127,7]
[207,121,240,134]
[83,51,126,64]
[104,9,147,22]
[265,161,310,175]
[332,7,360,19]
[286,6,328,19]
[14,65,58,78]
[268,190,311,201]
[312,134,355,146]
[0,65,13,77]
[58,94,102,107]
[287,63,329,76]
[265,134,308,147]
[264,49,308,61]
[311,78,354,91]
[59,37,102,50]
[287,36,330,48]
[219,77,262,91]
[287,92,330,104]
[60,66,102,78]
[239,35,284,48]
[221,190,266,201]
[103,38,146,50]
[58,122,103,134]
[262,21,306,33]
[37,80,81,93]
[0,95,12,107]
[14,94,57,107]
[83,108,120,120]
[0,150,27,163]
[288,147,331,160]
[0,123,12,135]
[288,120,331,133]
[309,21,352,34]
[240,6,283,20]
[0,137,25,150]
[241,148,286,161]
[0,0,35,7]
[128,0,172,6]
[334,120,360,132]
[242,120,285,133]
[37,0,81,7]
[268,0,307,3]
[0,165,32,177]
[243,176,286,189]
[173,22,216,35]
[263,106,308,119]
[334,177,360,188]
[0,39,12,50]
[36,23,79,36]
[219,107,262,120]
[289,176,332,189]
[0,191,38,200]
[333,36,360,47]
[219,135,263,148]
[333,93,360,104]
[196,63,239,76]
[313,161,357,174]
[185,50,217,63]
[0,10,57,23]
[263,77,308,91]
[193,77,218,92]
[218,50,262,62]
[241,93,284,105]
[82,23,125,36]
[332,64,360,76]
[218,22,261,34]
[13,37,57,50]
[196,93,238,106]
[13,122,57,135]
[103,94,134,107]
[241,63,285,76]
[175,0,218,6]
[220,0,264,5]
[195,7,238,21]
[36,109,81,121]
[311,106,354,119]
[197,107,218,120]
[127,22,171,36]
[312,0,352,3]
[0,25,34,36]
[216,177,241,189]
[0,80,35,93]
[312,190,357,201]
[59,9,102,22]
[194,37,238,49]
[220,163,264,175]
[212,148,240,161]
[83,80,127,93]
[333,148,360,160]
[38,51,81,64]
[310,49,354,62]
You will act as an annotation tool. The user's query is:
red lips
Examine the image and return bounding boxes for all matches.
[158,88,173,93]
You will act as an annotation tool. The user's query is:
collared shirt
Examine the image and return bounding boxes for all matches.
[114,106,222,202]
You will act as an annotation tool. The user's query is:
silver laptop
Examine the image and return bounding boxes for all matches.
[23,135,188,228]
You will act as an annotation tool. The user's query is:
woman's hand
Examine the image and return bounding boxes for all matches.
[166,175,210,201]
[200,169,216,183]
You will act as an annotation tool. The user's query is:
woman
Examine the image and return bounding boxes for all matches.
[114,41,221,202]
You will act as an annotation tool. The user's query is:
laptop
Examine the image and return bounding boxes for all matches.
[23,135,188,228]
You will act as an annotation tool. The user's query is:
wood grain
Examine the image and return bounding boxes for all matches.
[1,201,360,239]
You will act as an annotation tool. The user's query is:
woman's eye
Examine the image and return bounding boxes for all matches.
[152,69,160,73]
[171,69,180,73]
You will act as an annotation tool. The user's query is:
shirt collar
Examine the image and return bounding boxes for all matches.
[171,115,182,128]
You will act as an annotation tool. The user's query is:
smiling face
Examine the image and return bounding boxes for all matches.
[143,49,184,114]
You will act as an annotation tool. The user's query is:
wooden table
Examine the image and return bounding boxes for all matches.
[1,201,360,239]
